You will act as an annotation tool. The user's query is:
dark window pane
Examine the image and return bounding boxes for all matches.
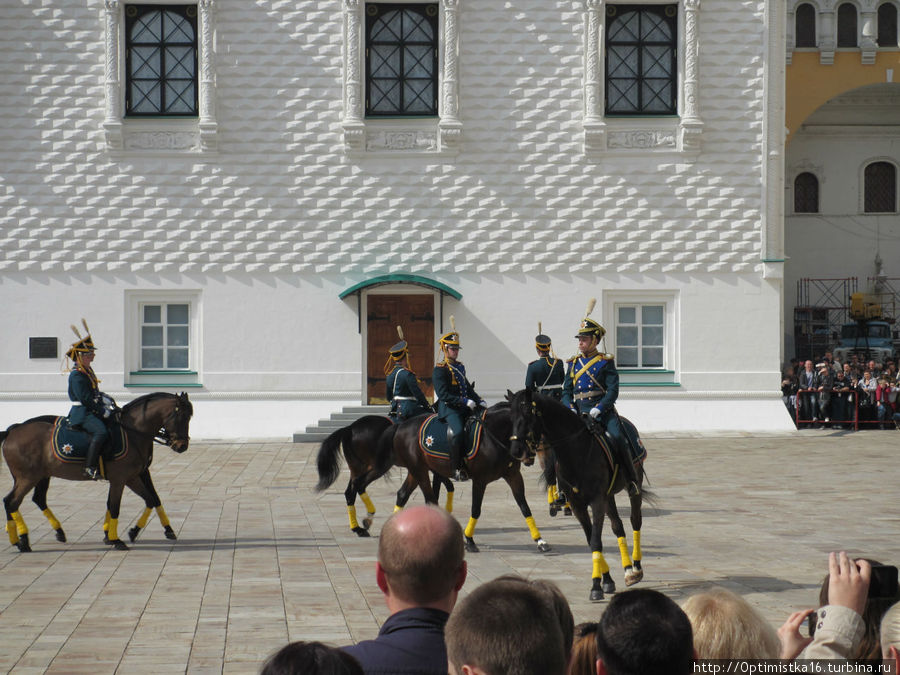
[864,162,896,212]
[794,172,819,213]
[837,3,858,47]
[365,4,438,116]
[878,3,898,46]
[796,4,816,47]
[605,5,676,116]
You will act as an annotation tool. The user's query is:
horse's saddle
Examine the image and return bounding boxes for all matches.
[590,417,647,470]
[416,413,484,461]
[50,417,129,464]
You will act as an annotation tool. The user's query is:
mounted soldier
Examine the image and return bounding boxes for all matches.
[65,319,116,480]
[433,316,485,482]
[385,325,432,422]
[561,300,641,497]
[525,323,565,399]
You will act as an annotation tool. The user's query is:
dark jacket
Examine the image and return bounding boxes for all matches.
[341,607,450,675]
[387,365,431,420]
[433,361,480,419]
[561,351,619,414]
[67,368,102,426]
[525,356,565,399]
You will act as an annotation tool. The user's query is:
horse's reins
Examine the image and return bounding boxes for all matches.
[113,404,187,447]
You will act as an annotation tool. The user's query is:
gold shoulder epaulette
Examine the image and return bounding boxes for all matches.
[603,353,615,360]
[567,354,579,363]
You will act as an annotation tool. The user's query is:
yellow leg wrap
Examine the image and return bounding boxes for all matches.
[360,492,375,514]
[7,519,19,544]
[136,507,152,529]
[592,551,610,578]
[103,510,111,533]
[347,504,360,530]
[393,504,402,513]
[107,518,119,542]
[42,508,62,531]
[156,506,170,527]
[547,485,556,505]
[617,536,633,569]
[464,517,477,539]
[445,491,454,513]
[12,511,28,536]
[632,530,642,562]
[525,516,541,541]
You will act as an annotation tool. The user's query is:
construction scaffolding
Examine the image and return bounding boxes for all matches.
[793,277,857,361]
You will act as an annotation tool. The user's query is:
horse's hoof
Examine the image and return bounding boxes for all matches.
[163,525,177,540]
[563,506,572,516]
[602,578,616,595]
[352,526,371,538]
[55,528,67,543]
[128,526,141,542]
[16,534,31,552]
[465,537,479,553]
[103,533,111,544]
[536,539,551,553]
[362,515,374,530]
[549,505,558,517]
[590,588,604,602]
[624,566,644,586]
[111,539,129,551]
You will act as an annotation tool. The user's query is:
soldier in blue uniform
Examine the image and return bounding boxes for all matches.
[433,318,484,482]
[385,326,432,421]
[66,321,109,480]
[561,303,640,496]
[525,324,564,399]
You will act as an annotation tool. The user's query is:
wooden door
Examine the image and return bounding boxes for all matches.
[367,295,435,404]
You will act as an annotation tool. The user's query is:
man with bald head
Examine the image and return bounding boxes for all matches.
[342,504,467,675]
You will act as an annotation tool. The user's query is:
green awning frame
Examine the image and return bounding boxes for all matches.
[339,274,462,301]
[340,274,462,333]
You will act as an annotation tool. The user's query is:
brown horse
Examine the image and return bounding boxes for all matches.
[390,403,551,554]
[315,414,455,536]
[1,392,193,551]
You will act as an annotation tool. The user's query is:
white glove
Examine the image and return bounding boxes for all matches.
[466,398,477,410]
[589,406,602,419]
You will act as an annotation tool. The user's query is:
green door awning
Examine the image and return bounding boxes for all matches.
[339,274,462,300]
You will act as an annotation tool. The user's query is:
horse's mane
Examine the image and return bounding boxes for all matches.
[121,392,176,414]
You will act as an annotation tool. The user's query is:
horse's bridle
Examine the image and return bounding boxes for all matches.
[115,402,189,449]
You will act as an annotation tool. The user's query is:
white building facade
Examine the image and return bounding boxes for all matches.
[0,0,793,438]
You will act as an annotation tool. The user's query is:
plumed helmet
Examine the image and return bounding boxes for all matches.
[439,315,460,349]
[535,322,552,350]
[575,299,605,340]
[66,319,96,360]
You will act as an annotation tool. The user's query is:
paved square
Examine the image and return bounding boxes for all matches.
[1,430,898,673]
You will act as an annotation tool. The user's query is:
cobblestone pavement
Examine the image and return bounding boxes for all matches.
[1,430,898,674]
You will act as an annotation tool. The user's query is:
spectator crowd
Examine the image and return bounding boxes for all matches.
[782,353,899,429]
[258,505,900,675]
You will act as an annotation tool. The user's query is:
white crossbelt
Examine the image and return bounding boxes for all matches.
[70,401,83,406]
[539,384,563,390]
[574,391,603,400]
[392,396,416,401]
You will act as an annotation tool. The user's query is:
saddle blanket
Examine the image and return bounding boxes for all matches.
[417,414,484,462]
[594,419,647,470]
[50,417,129,464]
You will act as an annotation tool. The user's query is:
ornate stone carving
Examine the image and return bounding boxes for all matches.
[607,130,676,149]
[124,131,199,151]
[366,130,438,152]
[198,0,218,150]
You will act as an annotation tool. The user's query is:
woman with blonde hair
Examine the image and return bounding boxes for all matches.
[682,587,781,659]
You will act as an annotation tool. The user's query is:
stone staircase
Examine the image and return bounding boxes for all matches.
[292,404,390,443]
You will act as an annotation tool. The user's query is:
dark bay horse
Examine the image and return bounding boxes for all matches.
[508,388,647,601]
[315,414,455,536]
[1,392,193,551]
[14,415,178,544]
[391,403,551,554]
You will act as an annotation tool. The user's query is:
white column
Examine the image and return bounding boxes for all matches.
[583,0,606,152]
[819,9,835,64]
[198,0,218,150]
[342,0,365,150]
[681,0,703,151]
[860,9,877,64]
[439,0,462,151]
[103,0,123,149]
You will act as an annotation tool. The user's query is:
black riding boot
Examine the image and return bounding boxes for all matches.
[83,438,102,480]
[448,434,468,482]
[618,445,641,497]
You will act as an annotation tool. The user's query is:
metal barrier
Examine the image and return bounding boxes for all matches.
[795,390,861,430]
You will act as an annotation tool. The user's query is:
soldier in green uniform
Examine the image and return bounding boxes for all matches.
[525,324,564,399]
[561,301,640,496]
[385,326,432,421]
[433,318,484,482]
[66,321,110,480]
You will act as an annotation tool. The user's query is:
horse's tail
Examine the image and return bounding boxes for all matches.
[314,425,349,492]
[373,423,398,479]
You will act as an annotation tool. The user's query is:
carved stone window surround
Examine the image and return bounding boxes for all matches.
[103,0,218,154]
[342,0,462,156]
[582,0,703,155]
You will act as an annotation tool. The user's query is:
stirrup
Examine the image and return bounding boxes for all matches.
[452,468,469,482]
[627,481,640,497]
[83,466,100,481]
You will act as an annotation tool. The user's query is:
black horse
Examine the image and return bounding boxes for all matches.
[315,415,455,536]
[390,402,551,554]
[507,388,647,600]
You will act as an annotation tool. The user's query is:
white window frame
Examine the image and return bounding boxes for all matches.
[103,0,218,153]
[582,0,703,155]
[342,0,462,155]
[125,290,202,387]
[602,290,679,385]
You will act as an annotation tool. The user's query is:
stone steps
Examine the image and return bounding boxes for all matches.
[293,404,390,443]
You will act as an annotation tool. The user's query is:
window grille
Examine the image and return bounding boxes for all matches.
[365,3,438,117]
[141,303,190,369]
[795,3,817,47]
[125,5,198,116]
[616,305,665,368]
[794,172,819,214]
[864,162,897,213]
[605,4,677,116]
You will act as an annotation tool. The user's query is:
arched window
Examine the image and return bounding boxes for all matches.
[795,3,817,47]
[878,3,898,47]
[794,173,819,213]
[837,3,859,47]
[864,162,897,212]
